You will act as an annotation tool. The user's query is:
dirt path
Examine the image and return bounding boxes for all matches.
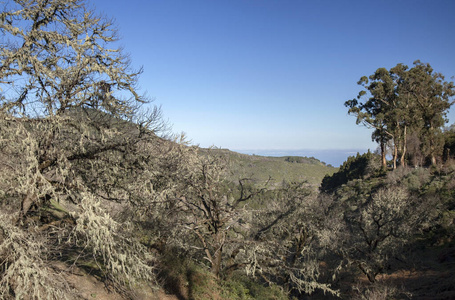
[52,262,180,300]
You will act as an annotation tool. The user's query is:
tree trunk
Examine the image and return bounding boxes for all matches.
[366,271,376,283]
[211,245,223,278]
[381,142,387,169]
[358,263,376,283]
[393,141,398,170]
[400,125,407,167]
[428,125,437,165]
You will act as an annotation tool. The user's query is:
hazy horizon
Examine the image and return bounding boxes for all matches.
[232,148,372,167]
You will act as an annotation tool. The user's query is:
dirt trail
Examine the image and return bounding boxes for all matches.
[53,262,180,300]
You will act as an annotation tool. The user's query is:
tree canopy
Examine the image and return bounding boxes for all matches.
[0,0,145,118]
[346,61,455,168]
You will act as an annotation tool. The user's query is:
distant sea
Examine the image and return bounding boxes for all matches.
[233,149,372,168]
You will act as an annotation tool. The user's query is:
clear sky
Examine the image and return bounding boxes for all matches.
[93,0,455,156]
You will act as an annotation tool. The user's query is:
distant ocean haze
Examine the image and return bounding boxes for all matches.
[233,149,372,167]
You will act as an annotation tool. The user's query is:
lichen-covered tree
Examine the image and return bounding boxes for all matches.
[322,182,438,283]
[247,182,339,297]
[0,0,145,118]
[162,148,267,278]
[151,148,340,297]
[0,0,166,297]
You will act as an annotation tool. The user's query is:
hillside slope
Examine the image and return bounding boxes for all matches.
[204,148,337,187]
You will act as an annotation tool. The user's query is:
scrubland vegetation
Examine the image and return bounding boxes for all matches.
[1,1,455,299]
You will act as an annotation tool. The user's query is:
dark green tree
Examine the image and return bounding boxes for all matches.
[443,124,455,160]
[345,68,399,168]
[346,61,454,168]
[320,151,381,194]
[401,61,455,165]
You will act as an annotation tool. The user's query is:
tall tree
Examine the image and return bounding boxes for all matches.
[345,68,398,168]
[401,61,455,165]
[388,63,414,167]
[346,61,455,168]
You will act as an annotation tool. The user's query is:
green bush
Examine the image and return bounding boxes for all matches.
[222,274,287,300]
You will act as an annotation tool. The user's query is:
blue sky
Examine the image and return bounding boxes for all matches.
[94,0,455,160]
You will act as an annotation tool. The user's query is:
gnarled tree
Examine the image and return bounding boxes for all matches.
[0,0,165,297]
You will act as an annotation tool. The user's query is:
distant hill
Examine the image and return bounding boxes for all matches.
[202,148,338,187]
